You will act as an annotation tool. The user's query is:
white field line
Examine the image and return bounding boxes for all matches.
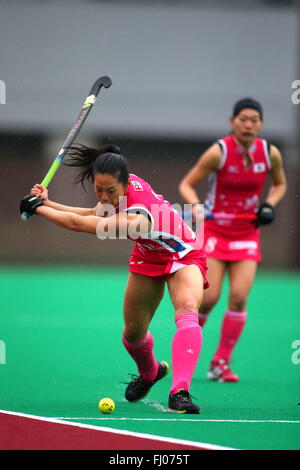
[53,417,300,424]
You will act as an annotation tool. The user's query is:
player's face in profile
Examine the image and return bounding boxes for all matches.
[94,173,128,207]
[230,109,262,146]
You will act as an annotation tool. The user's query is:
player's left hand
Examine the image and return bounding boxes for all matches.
[255,202,275,227]
[191,204,205,224]
[31,184,48,202]
[20,194,44,216]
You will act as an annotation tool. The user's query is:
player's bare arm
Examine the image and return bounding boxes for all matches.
[266,145,288,207]
[179,143,222,204]
[31,184,98,216]
[35,205,152,237]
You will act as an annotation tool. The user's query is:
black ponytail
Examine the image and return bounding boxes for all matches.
[65,144,129,189]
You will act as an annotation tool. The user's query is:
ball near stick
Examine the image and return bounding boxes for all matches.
[98,398,115,414]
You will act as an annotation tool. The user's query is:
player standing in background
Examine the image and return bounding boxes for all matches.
[19,145,209,413]
[179,98,287,382]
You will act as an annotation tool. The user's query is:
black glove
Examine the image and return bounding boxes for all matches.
[20,194,44,216]
[255,202,275,227]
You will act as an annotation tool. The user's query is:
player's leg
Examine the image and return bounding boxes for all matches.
[123,272,165,341]
[198,258,227,327]
[209,260,257,382]
[122,273,169,401]
[167,265,204,413]
[228,260,257,312]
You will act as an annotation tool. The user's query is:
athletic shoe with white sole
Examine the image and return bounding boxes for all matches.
[207,359,239,382]
[125,361,170,402]
[168,389,200,414]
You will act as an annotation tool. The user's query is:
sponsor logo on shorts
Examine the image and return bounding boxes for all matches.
[246,249,257,256]
[229,241,257,250]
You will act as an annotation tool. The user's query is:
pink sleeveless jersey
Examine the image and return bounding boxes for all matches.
[205,134,271,221]
[117,174,208,284]
[119,174,202,262]
[203,134,271,262]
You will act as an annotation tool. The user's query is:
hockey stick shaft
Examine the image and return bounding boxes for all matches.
[21,76,112,221]
[205,212,257,220]
[183,211,257,221]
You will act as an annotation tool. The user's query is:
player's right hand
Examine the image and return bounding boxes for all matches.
[20,194,44,216]
[255,202,275,227]
[31,184,48,202]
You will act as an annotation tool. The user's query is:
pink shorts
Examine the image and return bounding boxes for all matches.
[204,223,261,263]
[129,249,209,288]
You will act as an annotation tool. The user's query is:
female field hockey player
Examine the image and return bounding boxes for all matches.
[20,144,209,414]
[179,98,287,382]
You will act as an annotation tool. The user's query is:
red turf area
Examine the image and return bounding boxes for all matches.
[0,412,204,450]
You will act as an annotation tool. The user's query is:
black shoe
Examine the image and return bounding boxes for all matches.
[168,389,200,414]
[125,361,169,402]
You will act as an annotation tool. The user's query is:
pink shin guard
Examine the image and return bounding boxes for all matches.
[122,331,159,382]
[170,313,202,395]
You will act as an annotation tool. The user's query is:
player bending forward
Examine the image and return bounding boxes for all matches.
[179,98,287,382]
[20,144,209,414]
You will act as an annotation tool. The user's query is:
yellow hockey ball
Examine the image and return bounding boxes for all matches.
[98,398,115,414]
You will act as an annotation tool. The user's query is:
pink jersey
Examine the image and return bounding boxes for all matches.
[203,134,272,262]
[118,174,203,264]
[204,134,271,236]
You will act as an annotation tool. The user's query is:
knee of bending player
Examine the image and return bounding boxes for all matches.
[174,297,200,316]
[229,291,247,312]
[123,324,148,343]
[200,292,220,314]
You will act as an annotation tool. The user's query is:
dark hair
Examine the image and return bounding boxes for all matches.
[64,144,130,189]
[232,97,263,121]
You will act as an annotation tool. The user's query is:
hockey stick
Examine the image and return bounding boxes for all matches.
[183,211,257,221]
[21,76,112,221]
[205,212,257,220]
